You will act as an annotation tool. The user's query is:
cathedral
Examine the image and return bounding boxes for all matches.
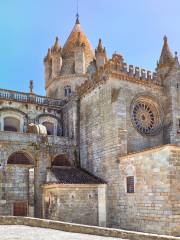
[0,16,179,237]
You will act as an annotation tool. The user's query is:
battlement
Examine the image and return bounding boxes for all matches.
[76,54,162,97]
[109,54,161,85]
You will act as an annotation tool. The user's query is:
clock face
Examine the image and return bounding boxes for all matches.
[131,97,163,136]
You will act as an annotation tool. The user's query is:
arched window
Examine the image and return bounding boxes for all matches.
[42,122,54,135]
[64,86,71,97]
[4,117,20,132]
[7,152,33,165]
[52,154,70,166]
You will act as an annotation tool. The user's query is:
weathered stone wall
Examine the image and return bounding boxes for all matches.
[43,185,99,226]
[0,165,30,215]
[111,79,165,153]
[80,78,166,227]
[118,145,180,236]
[163,69,180,145]
[169,149,180,236]
[0,133,74,218]
[80,81,124,227]
[46,75,87,99]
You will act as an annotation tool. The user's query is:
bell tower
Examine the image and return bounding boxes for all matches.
[44,16,94,99]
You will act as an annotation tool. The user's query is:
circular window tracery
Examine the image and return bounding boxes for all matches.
[131,97,163,136]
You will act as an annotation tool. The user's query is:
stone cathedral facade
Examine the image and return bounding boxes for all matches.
[0,17,179,236]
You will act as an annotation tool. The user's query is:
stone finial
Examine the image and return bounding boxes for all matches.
[96,39,106,54]
[29,80,34,94]
[76,13,80,24]
[52,36,61,53]
[164,35,167,43]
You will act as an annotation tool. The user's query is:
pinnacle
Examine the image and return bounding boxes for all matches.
[76,13,80,24]
[158,35,174,66]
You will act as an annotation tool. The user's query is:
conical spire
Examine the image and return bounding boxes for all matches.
[62,17,94,60]
[95,38,106,54]
[158,35,174,66]
[76,13,80,24]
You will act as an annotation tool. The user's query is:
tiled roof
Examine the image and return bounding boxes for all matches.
[61,19,94,75]
[46,167,106,185]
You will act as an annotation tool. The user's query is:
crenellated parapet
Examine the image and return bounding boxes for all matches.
[76,53,162,97]
[107,53,161,85]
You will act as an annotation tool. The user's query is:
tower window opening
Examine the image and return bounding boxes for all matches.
[127,176,135,193]
[64,86,71,97]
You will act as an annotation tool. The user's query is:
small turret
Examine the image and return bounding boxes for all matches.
[95,39,107,69]
[51,37,62,78]
[157,36,178,80]
[44,48,52,83]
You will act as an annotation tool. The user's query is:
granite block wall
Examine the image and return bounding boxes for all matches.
[43,186,99,226]
[118,145,180,236]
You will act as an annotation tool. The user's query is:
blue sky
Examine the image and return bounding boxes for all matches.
[0,0,180,96]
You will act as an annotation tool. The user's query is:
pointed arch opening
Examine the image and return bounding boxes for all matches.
[4,117,20,132]
[42,121,54,135]
[52,154,71,167]
[7,152,34,165]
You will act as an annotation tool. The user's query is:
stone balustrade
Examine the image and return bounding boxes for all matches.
[0,88,65,107]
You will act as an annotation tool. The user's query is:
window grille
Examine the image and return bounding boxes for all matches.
[127,176,134,193]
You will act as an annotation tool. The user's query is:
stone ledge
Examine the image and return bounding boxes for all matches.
[0,216,179,240]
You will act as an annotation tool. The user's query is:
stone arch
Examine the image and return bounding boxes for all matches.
[4,116,20,132]
[7,151,34,165]
[37,114,61,136]
[0,108,27,132]
[52,154,71,167]
[42,121,54,135]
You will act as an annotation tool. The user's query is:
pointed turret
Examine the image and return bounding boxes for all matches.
[61,16,94,74]
[51,36,62,78]
[158,36,174,67]
[44,36,62,83]
[95,38,107,69]
[157,36,178,80]
[44,48,52,84]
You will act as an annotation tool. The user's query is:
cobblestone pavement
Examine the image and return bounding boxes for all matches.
[0,225,125,240]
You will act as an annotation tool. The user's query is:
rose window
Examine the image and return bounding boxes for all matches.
[131,97,163,135]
